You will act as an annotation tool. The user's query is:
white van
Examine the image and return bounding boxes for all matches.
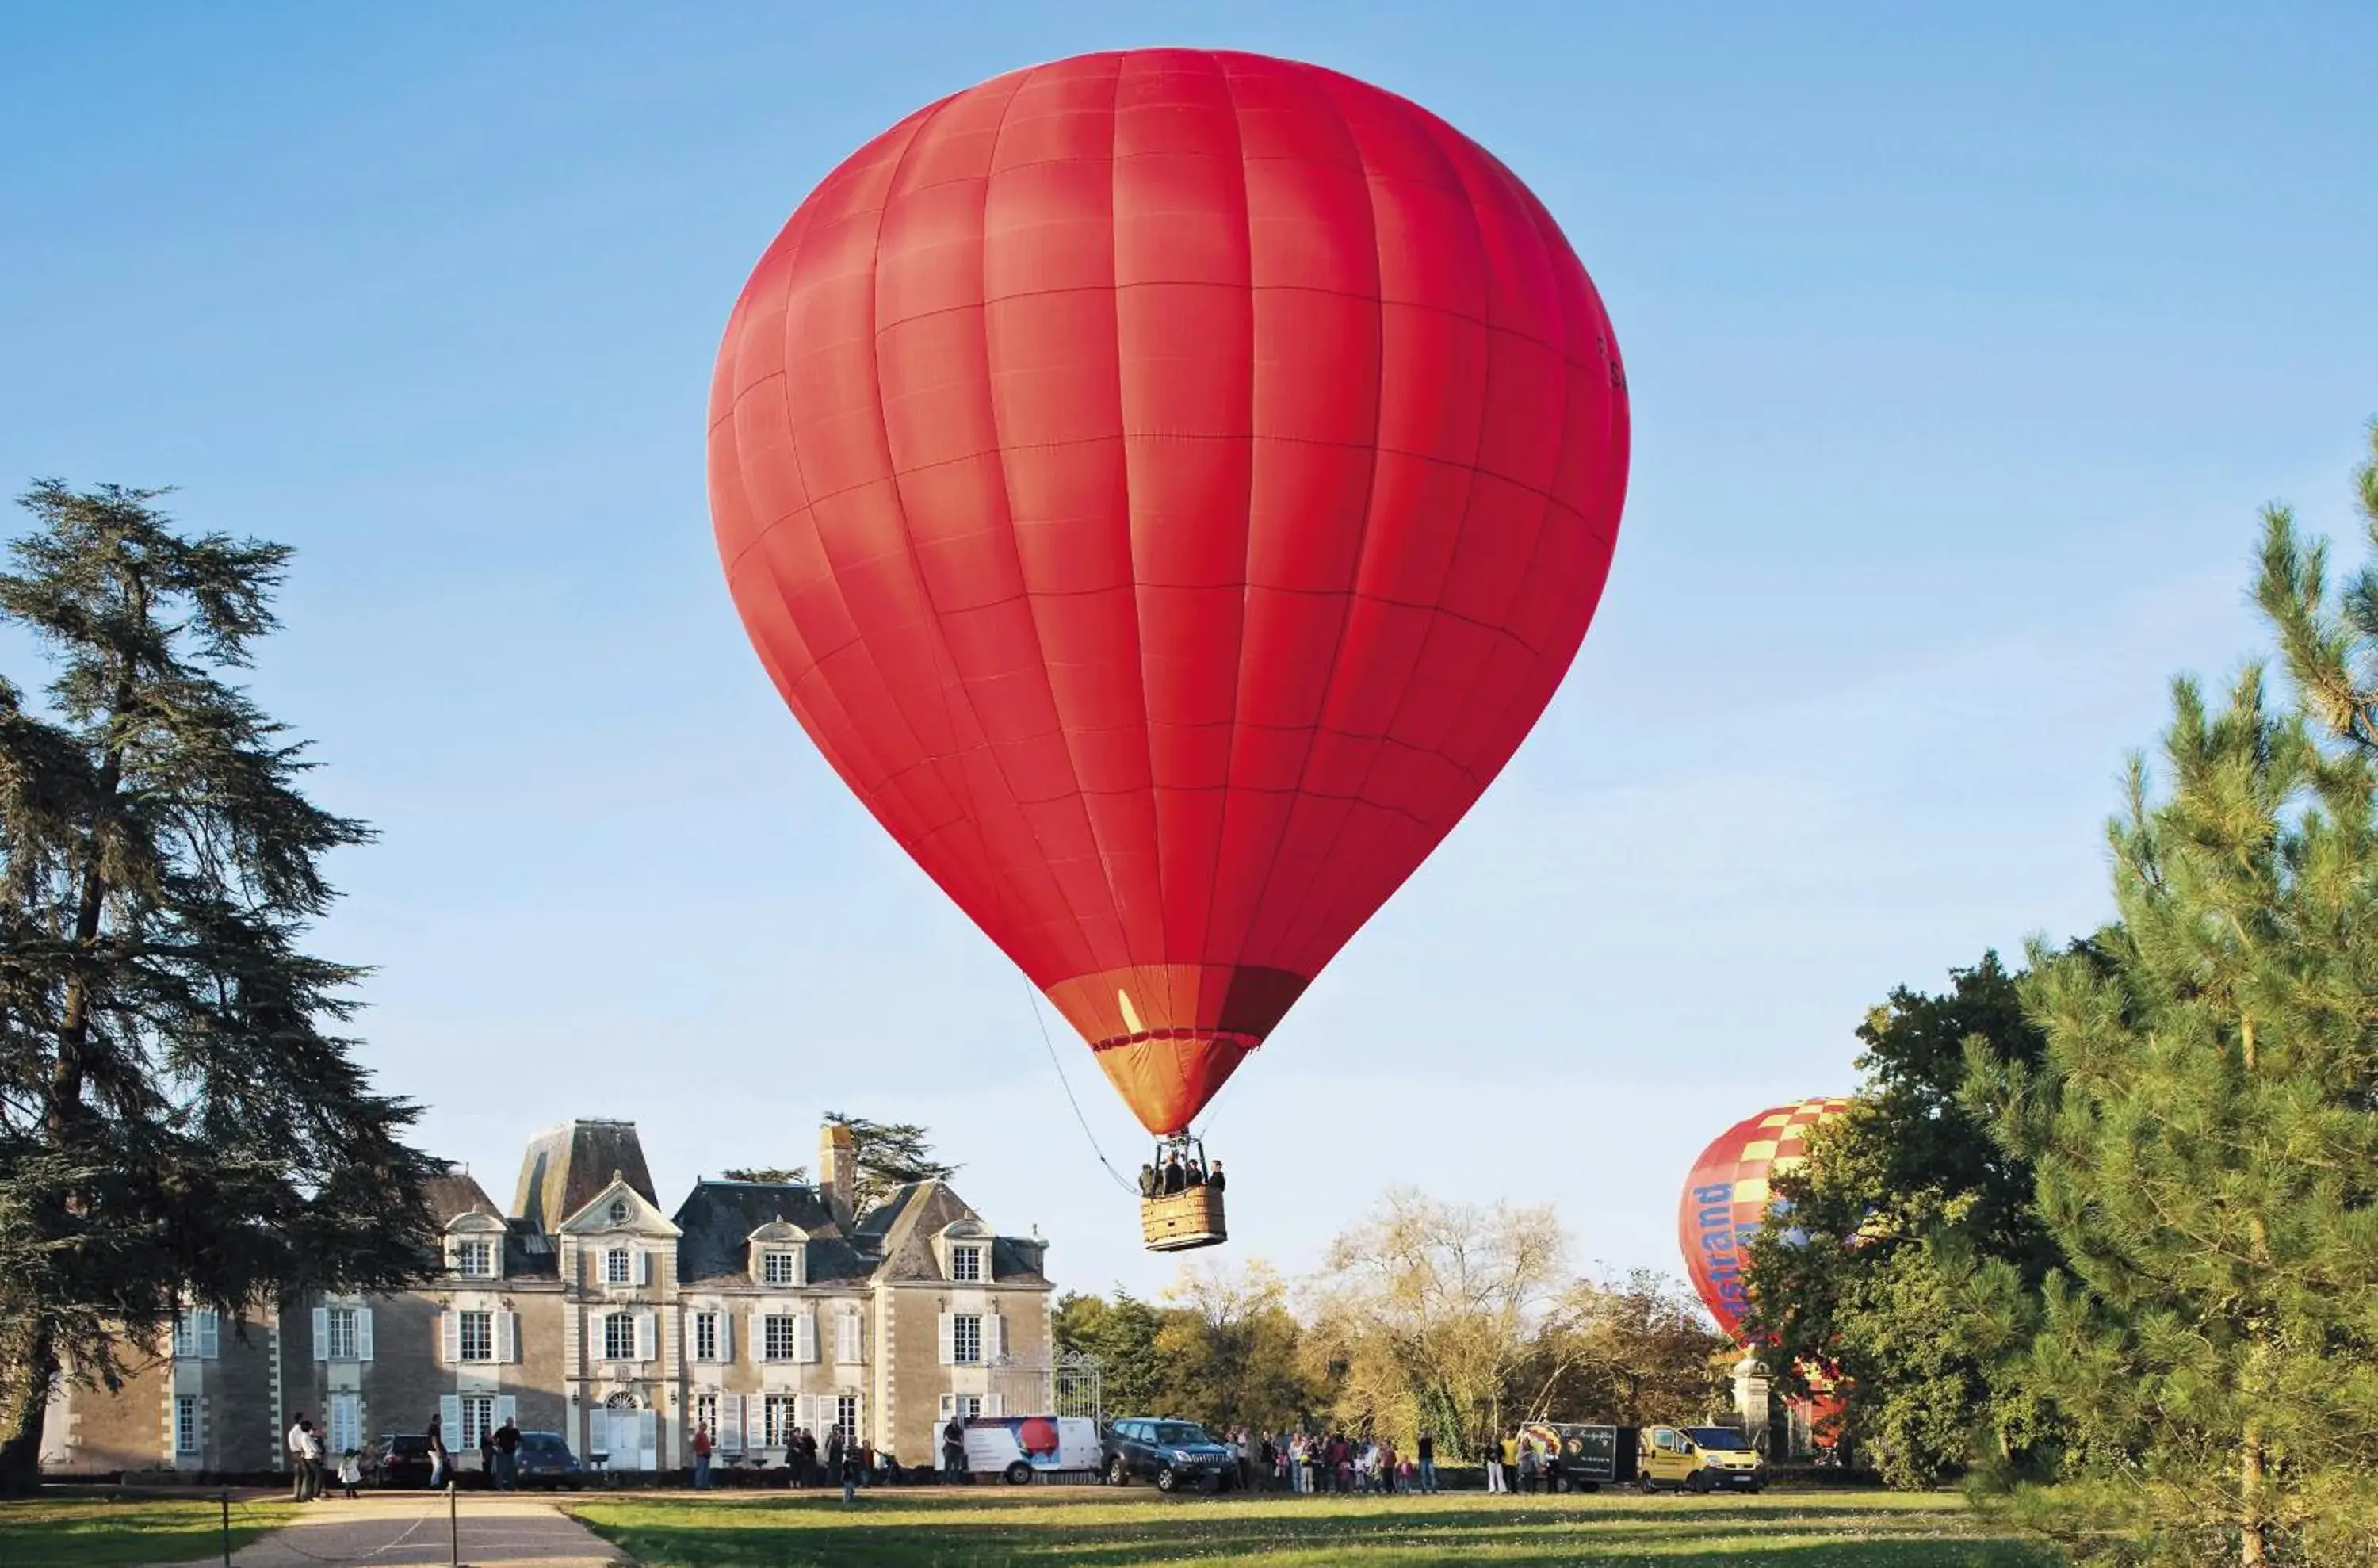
[962,1416,1103,1483]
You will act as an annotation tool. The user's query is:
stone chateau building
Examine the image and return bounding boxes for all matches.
[42,1119,1057,1477]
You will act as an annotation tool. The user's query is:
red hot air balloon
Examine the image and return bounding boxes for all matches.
[709,49,1629,1137]
[1678,1098,1852,1340]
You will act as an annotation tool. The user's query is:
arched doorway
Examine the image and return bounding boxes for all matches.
[596,1390,656,1472]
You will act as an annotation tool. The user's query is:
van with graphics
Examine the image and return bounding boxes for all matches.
[962,1415,1103,1484]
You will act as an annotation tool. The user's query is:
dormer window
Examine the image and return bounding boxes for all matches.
[950,1245,984,1283]
[762,1249,801,1287]
[453,1239,495,1278]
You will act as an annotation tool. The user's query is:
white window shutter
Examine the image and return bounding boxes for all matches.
[986,1391,1005,1417]
[721,1313,734,1364]
[496,1310,516,1364]
[439,1310,461,1367]
[637,1249,652,1287]
[720,1393,744,1453]
[987,1314,1005,1361]
[440,1394,463,1442]
[312,1306,330,1363]
[197,1310,220,1360]
[637,1409,657,1470]
[835,1313,860,1364]
[795,1312,818,1364]
[357,1307,374,1363]
[495,1394,517,1429]
[797,1394,816,1437]
[938,1393,955,1420]
[635,1310,657,1364]
[936,1311,954,1366]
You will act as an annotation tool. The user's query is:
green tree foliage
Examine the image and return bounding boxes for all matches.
[1533,1268,1733,1432]
[1971,431,2378,1566]
[1053,1289,1165,1418]
[0,483,439,1494]
[1150,1264,1320,1434]
[1742,954,2066,1486]
[820,1111,957,1217]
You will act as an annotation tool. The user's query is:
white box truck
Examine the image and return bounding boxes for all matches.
[962,1416,1103,1484]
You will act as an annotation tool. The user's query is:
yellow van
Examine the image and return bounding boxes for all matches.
[1637,1425,1765,1493]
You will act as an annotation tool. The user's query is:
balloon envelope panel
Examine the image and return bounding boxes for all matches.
[709,48,1630,1134]
[1677,1098,1852,1340]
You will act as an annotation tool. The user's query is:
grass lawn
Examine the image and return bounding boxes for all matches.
[0,1494,293,1568]
[567,1486,2063,1567]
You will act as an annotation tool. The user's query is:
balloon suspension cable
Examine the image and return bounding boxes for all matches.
[1024,981,1139,1196]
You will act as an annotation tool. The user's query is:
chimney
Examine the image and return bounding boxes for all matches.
[819,1121,857,1222]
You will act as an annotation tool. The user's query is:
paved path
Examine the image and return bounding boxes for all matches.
[207,1493,630,1567]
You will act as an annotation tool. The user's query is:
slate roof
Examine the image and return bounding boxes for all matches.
[671,1180,874,1286]
[422,1168,501,1227]
[514,1119,656,1232]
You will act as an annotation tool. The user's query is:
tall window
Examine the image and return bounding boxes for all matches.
[604,1247,632,1285]
[763,1394,798,1448]
[603,1310,636,1362]
[950,1245,983,1283]
[172,1309,218,1360]
[457,1310,493,1363]
[461,1394,494,1450]
[454,1239,495,1278]
[328,1393,360,1456]
[950,1314,982,1366]
[835,1394,858,1445]
[175,1396,199,1454]
[692,1311,720,1363]
[327,1307,360,1361]
[762,1249,798,1286]
[694,1393,717,1436]
[763,1314,796,1363]
[834,1311,862,1364]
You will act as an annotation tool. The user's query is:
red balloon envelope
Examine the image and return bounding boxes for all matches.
[709,49,1629,1134]
[1677,1098,1852,1340]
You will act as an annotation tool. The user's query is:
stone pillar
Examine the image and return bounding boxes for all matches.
[1731,1352,1772,1453]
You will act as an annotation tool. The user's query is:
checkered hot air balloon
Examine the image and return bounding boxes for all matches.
[1676,1097,1852,1340]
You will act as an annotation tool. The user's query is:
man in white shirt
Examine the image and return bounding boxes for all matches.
[300,1421,324,1501]
[285,1416,314,1501]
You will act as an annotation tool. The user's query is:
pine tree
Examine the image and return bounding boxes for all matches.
[1978,430,2378,1563]
[820,1111,958,1216]
[0,482,440,1494]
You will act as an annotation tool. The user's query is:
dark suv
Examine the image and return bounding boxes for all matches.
[1101,1418,1238,1493]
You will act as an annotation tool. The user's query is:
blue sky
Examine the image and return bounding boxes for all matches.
[3,3,2373,1299]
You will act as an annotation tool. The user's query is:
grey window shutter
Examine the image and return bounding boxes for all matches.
[637,1249,652,1287]
[721,1312,734,1364]
[635,1310,657,1364]
[312,1306,330,1363]
[439,1310,461,1366]
[720,1393,744,1453]
[637,1409,656,1470]
[495,1394,517,1431]
[936,1312,954,1366]
[197,1310,220,1360]
[496,1310,516,1364]
[357,1307,374,1363]
[987,1314,1005,1361]
[439,1394,463,1441]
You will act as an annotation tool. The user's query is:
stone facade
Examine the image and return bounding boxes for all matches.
[42,1118,1054,1477]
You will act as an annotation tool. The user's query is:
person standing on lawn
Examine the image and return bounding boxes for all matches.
[824,1421,846,1491]
[1416,1430,1436,1493]
[494,1419,521,1491]
[690,1420,713,1490]
[285,1415,312,1501]
[940,1413,966,1482]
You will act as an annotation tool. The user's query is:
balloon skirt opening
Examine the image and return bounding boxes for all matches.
[1093,1034,1255,1137]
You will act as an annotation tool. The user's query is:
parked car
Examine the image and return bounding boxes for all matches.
[1638,1425,1765,1493]
[511,1430,584,1489]
[374,1432,436,1488]
[1100,1417,1238,1493]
